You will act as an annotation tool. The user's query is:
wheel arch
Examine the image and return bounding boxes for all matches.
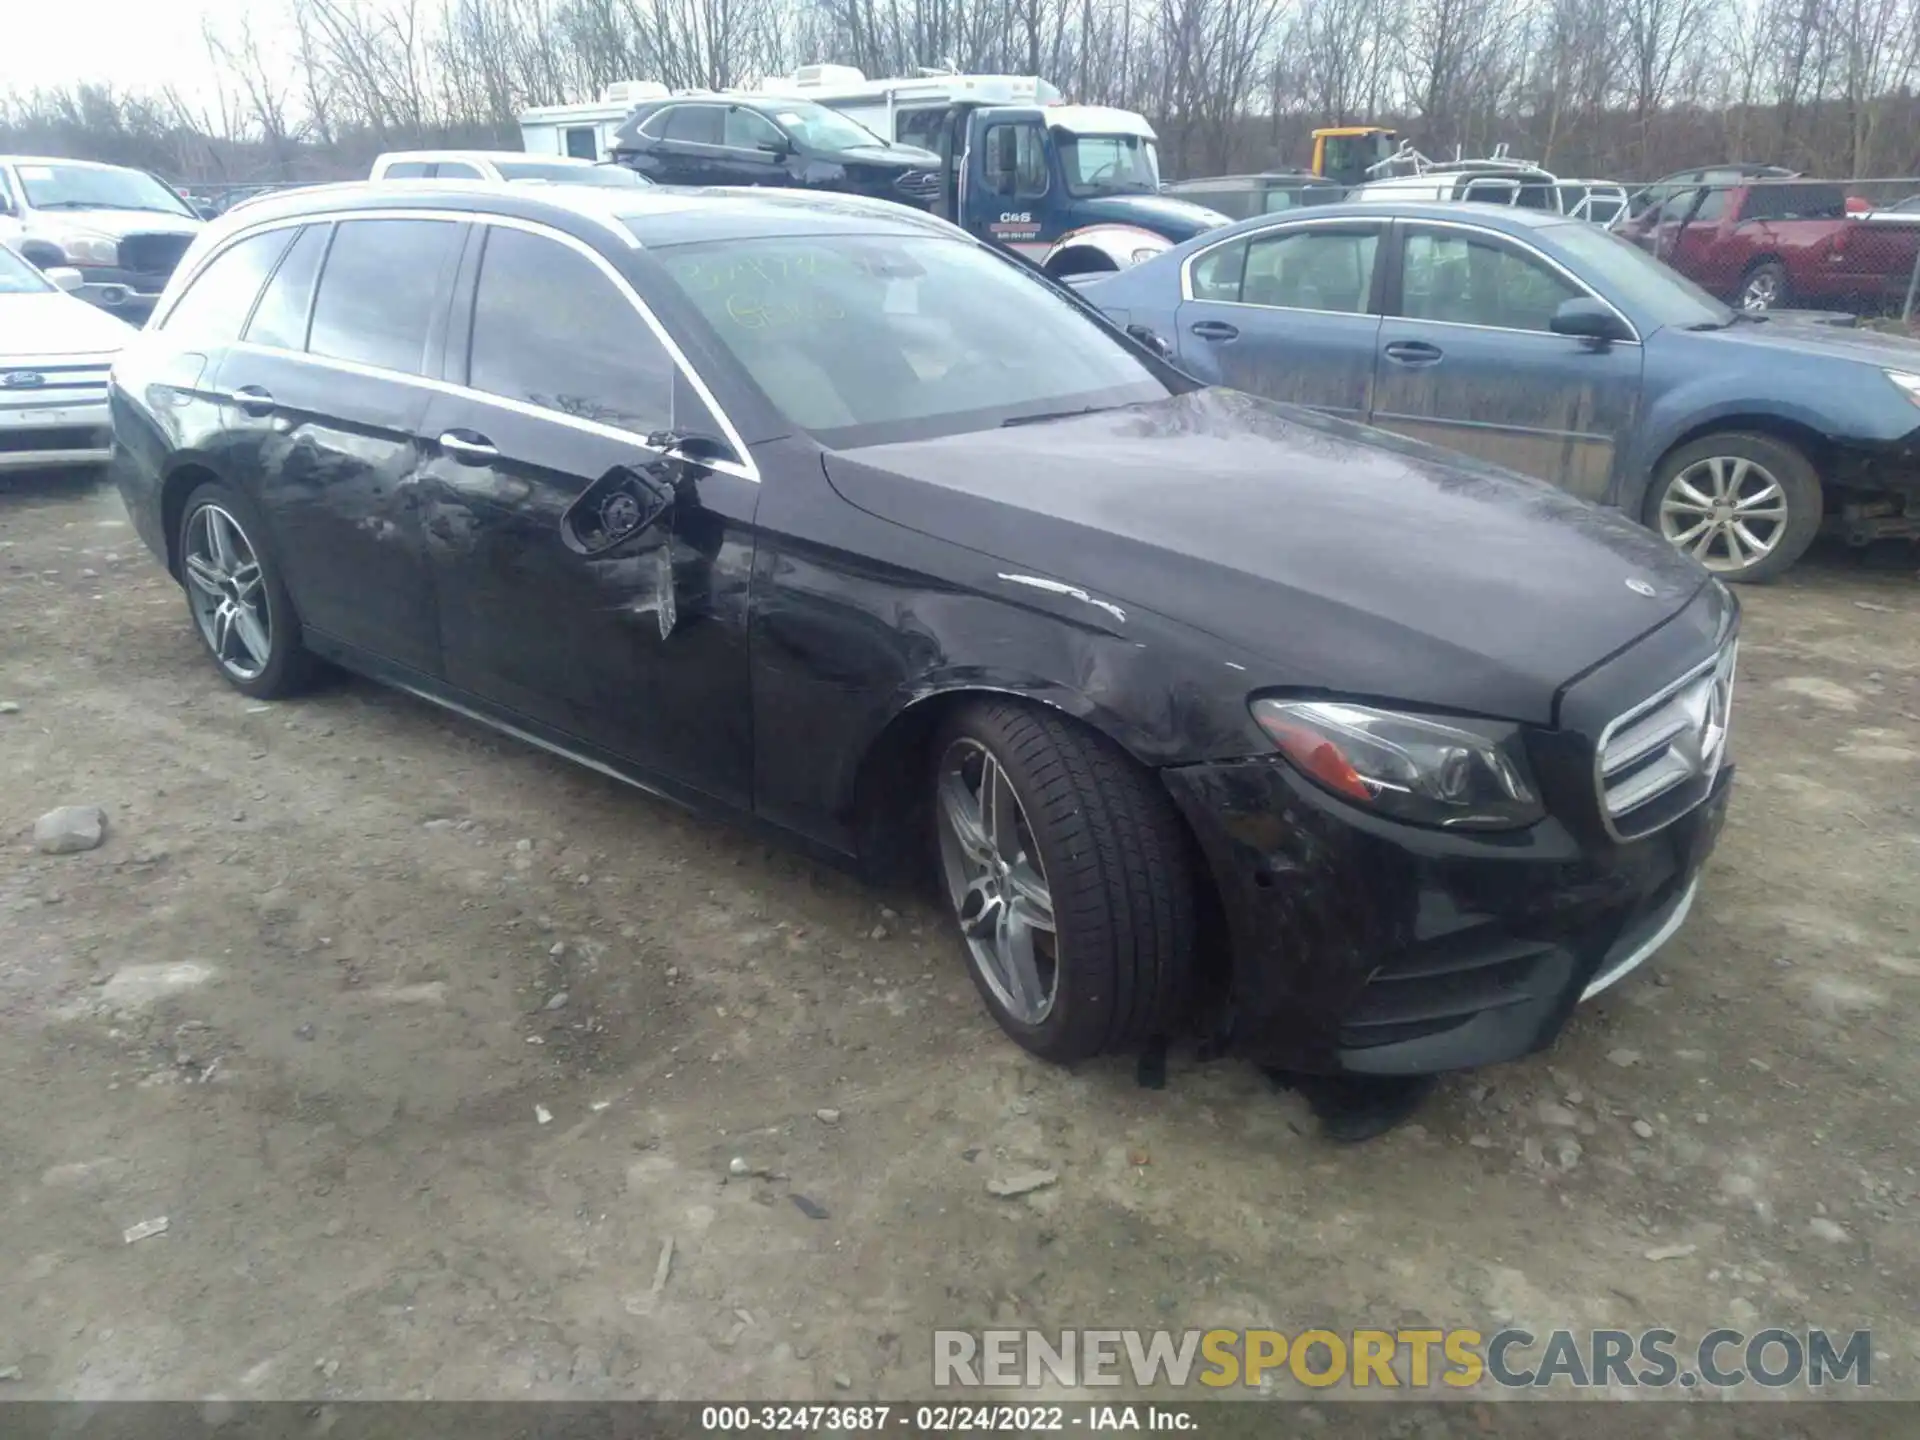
[159,460,226,579]
[1641,415,1834,522]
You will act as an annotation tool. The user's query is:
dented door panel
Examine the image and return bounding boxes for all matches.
[414,391,758,809]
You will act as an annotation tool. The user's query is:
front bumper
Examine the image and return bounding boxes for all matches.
[0,399,112,471]
[1164,755,1732,1077]
[70,266,171,315]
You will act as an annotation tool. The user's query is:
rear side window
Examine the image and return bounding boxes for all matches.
[244,224,328,350]
[1740,182,1847,221]
[466,225,675,436]
[1240,228,1378,312]
[308,219,463,376]
[382,161,430,179]
[435,162,484,179]
[663,107,724,145]
[161,229,296,343]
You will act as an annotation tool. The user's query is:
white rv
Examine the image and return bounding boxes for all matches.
[519,82,672,162]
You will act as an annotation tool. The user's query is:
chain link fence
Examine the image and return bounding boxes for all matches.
[1615,176,1920,324]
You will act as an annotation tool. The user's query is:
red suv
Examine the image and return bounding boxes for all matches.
[1622,177,1920,313]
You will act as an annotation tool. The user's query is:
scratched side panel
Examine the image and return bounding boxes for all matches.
[746,439,1271,856]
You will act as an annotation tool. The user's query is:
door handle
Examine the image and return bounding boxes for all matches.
[437,430,497,465]
[1189,320,1239,342]
[217,384,276,416]
[1383,340,1444,365]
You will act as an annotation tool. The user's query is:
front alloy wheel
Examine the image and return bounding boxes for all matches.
[184,503,273,681]
[929,700,1195,1063]
[1646,431,1823,582]
[936,738,1059,1025]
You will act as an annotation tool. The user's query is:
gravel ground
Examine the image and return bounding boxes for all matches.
[1,471,1916,1404]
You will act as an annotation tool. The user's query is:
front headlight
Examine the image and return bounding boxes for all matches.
[1130,246,1163,265]
[1251,699,1545,830]
[1885,370,1920,408]
[57,233,119,266]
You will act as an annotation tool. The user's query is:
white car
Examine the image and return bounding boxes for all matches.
[368,150,653,186]
[0,156,203,317]
[0,245,133,472]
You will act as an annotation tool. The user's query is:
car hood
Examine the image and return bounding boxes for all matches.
[829,144,941,170]
[0,291,134,357]
[23,208,201,240]
[823,389,1712,724]
[1675,315,1920,370]
[1075,192,1231,240]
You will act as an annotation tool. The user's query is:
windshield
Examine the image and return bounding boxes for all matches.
[14,162,197,217]
[768,102,890,153]
[1057,133,1160,196]
[0,244,53,294]
[495,160,649,186]
[1545,220,1733,329]
[653,234,1168,448]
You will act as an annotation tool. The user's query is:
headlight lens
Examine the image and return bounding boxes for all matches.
[1251,699,1545,830]
[1885,370,1920,408]
[1130,246,1162,265]
[58,233,119,266]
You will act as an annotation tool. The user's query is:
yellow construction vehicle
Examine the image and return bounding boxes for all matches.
[1311,126,1399,187]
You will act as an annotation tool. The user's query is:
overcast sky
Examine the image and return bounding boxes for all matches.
[0,0,268,107]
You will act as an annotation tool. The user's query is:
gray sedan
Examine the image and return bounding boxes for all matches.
[1080,201,1920,580]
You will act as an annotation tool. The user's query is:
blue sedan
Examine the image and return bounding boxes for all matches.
[1079,201,1920,580]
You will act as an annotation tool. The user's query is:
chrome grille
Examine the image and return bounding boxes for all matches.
[893,169,942,203]
[1597,642,1736,838]
[119,232,195,279]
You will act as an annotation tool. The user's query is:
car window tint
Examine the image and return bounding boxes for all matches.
[382,161,430,179]
[724,107,783,149]
[161,229,296,343]
[1241,228,1377,312]
[664,106,723,145]
[983,123,1048,198]
[1399,230,1581,332]
[467,225,674,435]
[435,162,483,179]
[1190,238,1249,301]
[308,219,462,375]
[244,224,328,350]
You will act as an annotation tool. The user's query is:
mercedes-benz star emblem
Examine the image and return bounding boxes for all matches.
[1625,578,1657,597]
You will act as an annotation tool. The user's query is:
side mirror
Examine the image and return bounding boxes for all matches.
[1549,297,1632,344]
[46,266,86,293]
[650,429,738,468]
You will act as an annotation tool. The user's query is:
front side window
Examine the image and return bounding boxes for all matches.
[308,219,463,375]
[1399,229,1580,332]
[1239,227,1378,312]
[14,162,197,218]
[382,161,431,179]
[434,162,484,179]
[161,229,296,343]
[765,101,887,153]
[724,107,785,150]
[244,224,328,350]
[983,124,1048,198]
[654,233,1167,447]
[1056,133,1159,196]
[662,107,725,145]
[467,225,674,435]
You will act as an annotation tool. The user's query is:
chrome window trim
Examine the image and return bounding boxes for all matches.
[160,207,758,483]
[1392,216,1643,344]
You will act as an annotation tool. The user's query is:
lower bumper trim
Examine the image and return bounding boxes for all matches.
[1581,877,1698,1001]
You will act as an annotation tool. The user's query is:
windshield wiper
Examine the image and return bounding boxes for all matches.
[1000,405,1114,428]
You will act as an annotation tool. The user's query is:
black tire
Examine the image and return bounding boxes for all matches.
[176,480,320,698]
[931,699,1195,1063]
[1737,259,1789,312]
[1643,431,1823,583]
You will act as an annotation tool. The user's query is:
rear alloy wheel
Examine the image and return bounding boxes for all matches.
[1737,260,1789,312]
[178,481,319,697]
[1646,432,1823,582]
[932,700,1195,1063]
